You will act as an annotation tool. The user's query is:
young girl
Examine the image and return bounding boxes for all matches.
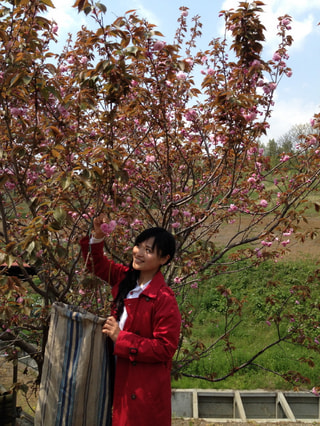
[80,216,181,426]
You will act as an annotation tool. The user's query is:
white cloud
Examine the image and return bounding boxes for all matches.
[220,0,317,53]
[290,15,314,49]
[45,0,87,34]
[264,97,319,142]
[130,1,160,26]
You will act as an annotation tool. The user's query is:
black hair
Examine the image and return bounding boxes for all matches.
[113,227,175,321]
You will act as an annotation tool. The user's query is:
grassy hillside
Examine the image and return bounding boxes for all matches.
[173,257,320,391]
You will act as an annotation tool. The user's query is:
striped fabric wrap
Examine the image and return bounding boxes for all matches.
[35,302,112,426]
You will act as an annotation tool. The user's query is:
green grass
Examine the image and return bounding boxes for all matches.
[173,258,320,391]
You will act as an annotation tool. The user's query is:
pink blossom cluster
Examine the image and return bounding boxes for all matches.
[100,220,117,236]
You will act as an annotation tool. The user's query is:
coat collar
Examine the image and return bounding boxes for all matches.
[141,270,167,298]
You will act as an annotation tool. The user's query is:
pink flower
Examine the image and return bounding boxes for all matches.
[185,58,194,67]
[281,18,291,29]
[228,204,238,212]
[80,56,88,64]
[190,282,198,289]
[261,240,272,247]
[185,109,197,121]
[145,155,155,164]
[176,71,187,80]
[174,277,182,284]
[153,40,165,51]
[280,154,290,162]
[59,65,68,72]
[307,136,317,146]
[10,107,22,117]
[263,83,277,94]
[100,220,117,236]
[44,164,56,178]
[172,222,181,229]
[273,52,282,61]
[255,249,262,258]
[130,218,143,229]
[266,321,271,326]
[5,181,16,190]
[251,59,261,67]
[181,10,188,17]
[260,199,268,208]
[263,85,271,94]
[243,111,257,122]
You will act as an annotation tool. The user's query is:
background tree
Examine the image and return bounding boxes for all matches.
[1,0,320,392]
[276,122,315,153]
[264,138,280,166]
[265,123,315,166]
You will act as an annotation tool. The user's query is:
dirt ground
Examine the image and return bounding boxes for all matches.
[172,422,319,425]
[0,357,38,416]
[1,360,320,425]
[172,422,317,425]
[212,216,320,263]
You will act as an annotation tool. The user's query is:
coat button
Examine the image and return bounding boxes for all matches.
[132,361,137,366]
[131,393,136,400]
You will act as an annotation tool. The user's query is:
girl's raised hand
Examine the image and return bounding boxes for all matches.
[93,214,107,239]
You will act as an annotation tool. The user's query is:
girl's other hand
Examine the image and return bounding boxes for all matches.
[102,316,120,342]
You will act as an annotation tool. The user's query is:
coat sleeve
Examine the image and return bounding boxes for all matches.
[79,236,127,288]
[114,287,181,363]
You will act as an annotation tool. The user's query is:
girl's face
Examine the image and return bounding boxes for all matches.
[132,237,170,279]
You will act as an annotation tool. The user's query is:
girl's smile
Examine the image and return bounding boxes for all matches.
[132,237,170,283]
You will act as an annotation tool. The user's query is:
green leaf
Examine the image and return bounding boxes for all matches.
[61,176,72,190]
[22,75,32,85]
[26,241,35,255]
[53,207,67,225]
[96,2,107,13]
[41,0,55,7]
[125,46,139,55]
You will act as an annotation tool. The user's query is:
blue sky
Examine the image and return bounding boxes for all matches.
[47,0,320,143]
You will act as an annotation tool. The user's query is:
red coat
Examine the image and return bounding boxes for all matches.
[80,237,181,426]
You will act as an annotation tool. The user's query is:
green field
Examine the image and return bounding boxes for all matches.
[173,257,320,391]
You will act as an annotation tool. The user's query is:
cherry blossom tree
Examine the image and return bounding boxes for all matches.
[1,0,320,389]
